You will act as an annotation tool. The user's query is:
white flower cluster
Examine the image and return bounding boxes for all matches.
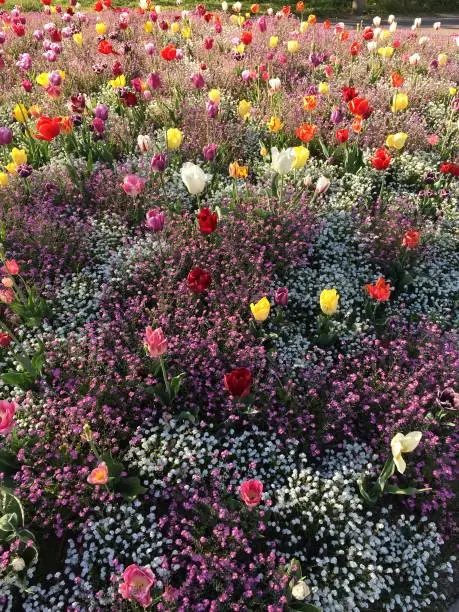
[21,501,166,611]
[274,209,377,371]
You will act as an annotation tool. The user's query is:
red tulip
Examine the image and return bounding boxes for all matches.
[402,230,420,249]
[239,479,263,508]
[224,367,252,398]
[98,40,118,55]
[34,116,61,141]
[371,148,392,170]
[365,277,391,302]
[348,97,373,119]
[160,44,177,61]
[335,128,349,143]
[440,162,459,176]
[187,267,211,293]
[197,208,218,234]
[342,86,357,102]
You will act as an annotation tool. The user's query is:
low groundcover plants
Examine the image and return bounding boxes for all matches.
[0,2,457,611]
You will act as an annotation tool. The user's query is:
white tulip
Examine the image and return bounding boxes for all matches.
[221,1,228,10]
[137,134,151,153]
[387,14,395,24]
[271,147,295,175]
[373,16,381,27]
[269,77,281,91]
[291,581,311,600]
[180,162,210,195]
[373,27,381,38]
[232,1,241,12]
[267,7,273,15]
[414,17,422,28]
[315,175,330,194]
[409,53,421,65]
[391,432,422,474]
[433,21,441,30]
[12,557,26,572]
[389,22,397,33]
[367,41,377,52]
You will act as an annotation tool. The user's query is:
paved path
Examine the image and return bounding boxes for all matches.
[341,14,459,30]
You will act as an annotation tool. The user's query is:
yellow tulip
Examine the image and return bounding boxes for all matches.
[0,172,9,187]
[144,21,153,33]
[380,29,392,40]
[237,15,244,26]
[385,132,407,150]
[269,36,278,49]
[449,87,457,96]
[260,145,268,157]
[166,127,183,149]
[6,163,18,174]
[320,288,339,316]
[390,431,422,474]
[181,25,192,39]
[391,92,408,112]
[171,22,180,34]
[11,148,27,166]
[300,21,309,33]
[36,72,50,87]
[238,99,251,120]
[292,145,310,169]
[377,46,394,58]
[13,103,29,123]
[234,42,245,54]
[287,40,300,54]
[250,296,270,322]
[96,22,107,35]
[318,82,329,95]
[267,116,283,133]
[438,53,448,66]
[229,161,248,178]
[109,75,126,88]
[208,89,221,104]
[73,32,83,46]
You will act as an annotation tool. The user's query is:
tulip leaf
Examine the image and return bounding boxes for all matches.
[114,477,147,501]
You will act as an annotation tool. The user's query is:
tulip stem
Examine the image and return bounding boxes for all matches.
[159,356,171,400]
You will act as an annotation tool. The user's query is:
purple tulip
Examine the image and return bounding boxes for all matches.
[206,101,218,119]
[150,152,167,173]
[145,208,165,231]
[274,287,289,306]
[16,53,32,71]
[330,108,343,125]
[92,117,105,135]
[190,72,205,89]
[0,127,13,146]
[147,72,161,90]
[94,103,109,121]
[203,143,218,162]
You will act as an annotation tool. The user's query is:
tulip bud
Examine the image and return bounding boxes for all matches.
[315,175,330,194]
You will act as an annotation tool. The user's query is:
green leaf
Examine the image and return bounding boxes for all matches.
[1,370,35,390]
[176,411,196,424]
[114,477,147,501]
[254,208,272,220]
[289,603,322,612]
[100,454,124,478]
[0,451,20,477]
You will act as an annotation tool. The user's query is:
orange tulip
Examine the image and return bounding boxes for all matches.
[303,95,318,112]
[296,123,317,143]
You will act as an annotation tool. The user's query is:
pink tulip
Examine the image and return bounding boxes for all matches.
[121,174,146,197]
[144,326,168,358]
[239,479,263,509]
[119,564,156,608]
[2,260,20,275]
[87,462,109,485]
[0,400,17,436]
[145,208,165,231]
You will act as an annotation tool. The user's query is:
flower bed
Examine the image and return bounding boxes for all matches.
[0,3,457,611]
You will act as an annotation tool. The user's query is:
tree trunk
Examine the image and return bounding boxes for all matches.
[352,0,366,13]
